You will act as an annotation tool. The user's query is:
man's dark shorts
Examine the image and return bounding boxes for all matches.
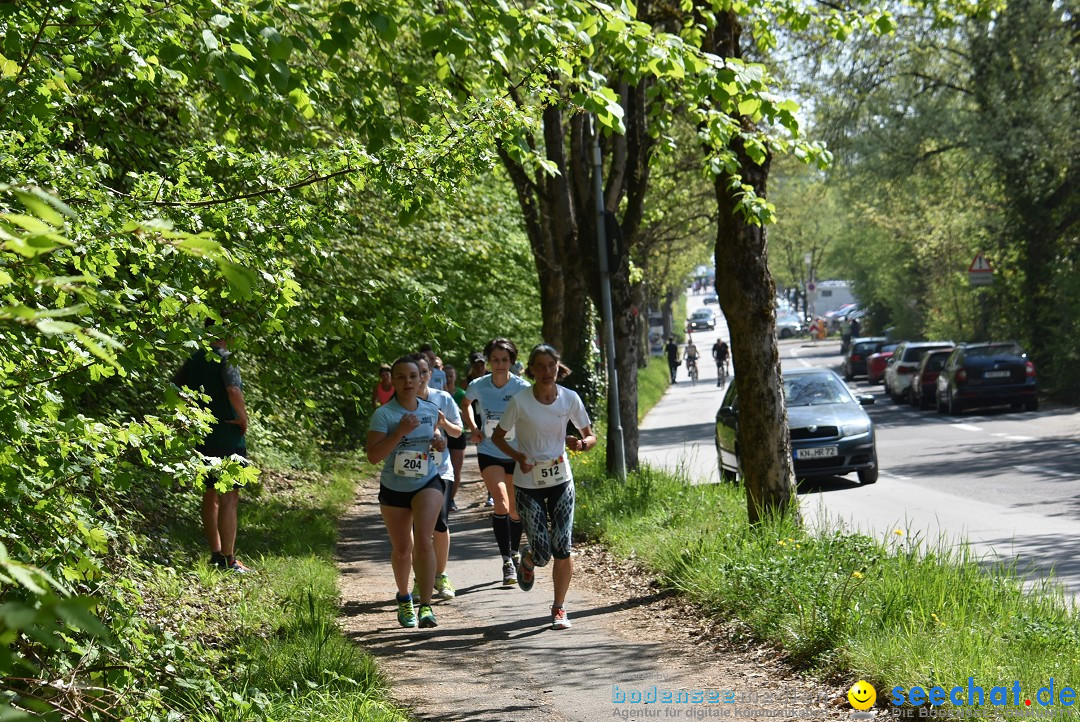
[446,432,467,451]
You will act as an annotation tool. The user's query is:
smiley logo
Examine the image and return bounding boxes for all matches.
[847,680,876,710]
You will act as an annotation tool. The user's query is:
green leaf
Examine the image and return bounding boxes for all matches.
[0,270,13,286]
[229,43,255,62]
[202,29,219,52]
[35,319,80,335]
[219,260,257,298]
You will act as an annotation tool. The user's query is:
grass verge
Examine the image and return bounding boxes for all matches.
[637,356,671,423]
[574,452,1080,716]
[134,457,407,722]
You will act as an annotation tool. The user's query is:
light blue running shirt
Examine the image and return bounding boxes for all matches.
[369,397,442,492]
[422,386,462,479]
[428,367,447,391]
[463,373,531,459]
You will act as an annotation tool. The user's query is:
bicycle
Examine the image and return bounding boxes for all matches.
[716,357,729,386]
[686,357,699,385]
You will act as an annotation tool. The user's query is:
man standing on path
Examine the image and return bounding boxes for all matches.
[665,336,680,383]
[172,319,252,574]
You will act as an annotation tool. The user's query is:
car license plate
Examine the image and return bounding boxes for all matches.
[984,370,1010,378]
[796,446,838,459]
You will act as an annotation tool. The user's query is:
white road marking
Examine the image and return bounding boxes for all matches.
[952,423,982,432]
[1014,465,1077,479]
[1006,435,1035,442]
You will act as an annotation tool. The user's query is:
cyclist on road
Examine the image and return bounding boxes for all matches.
[712,338,730,386]
[684,341,699,382]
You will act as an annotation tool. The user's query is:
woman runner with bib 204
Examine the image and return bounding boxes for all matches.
[492,344,595,630]
[366,356,447,629]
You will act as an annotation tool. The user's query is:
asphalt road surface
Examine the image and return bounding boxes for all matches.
[641,293,1080,601]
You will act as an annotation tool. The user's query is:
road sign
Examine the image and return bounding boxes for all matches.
[968,251,993,286]
[807,282,816,292]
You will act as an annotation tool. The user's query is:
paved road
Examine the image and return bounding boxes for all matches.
[641,294,1080,601]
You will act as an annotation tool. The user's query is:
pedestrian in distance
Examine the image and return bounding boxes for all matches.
[665,336,680,384]
[372,362,394,408]
[171,317,253,574]
[492,343,595,630]
[366,355,447,629]
[414,355,463,600]
[850,317,861,339]
[443,364,467,512]
[461,337,531,585]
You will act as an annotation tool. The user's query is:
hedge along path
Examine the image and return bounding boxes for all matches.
[335,446,852,721]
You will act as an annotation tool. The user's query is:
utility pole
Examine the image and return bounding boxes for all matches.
[591,116,626,482]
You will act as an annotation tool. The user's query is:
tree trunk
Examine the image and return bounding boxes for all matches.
[705,9,797,523]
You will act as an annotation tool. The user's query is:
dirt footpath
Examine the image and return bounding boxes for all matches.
[336,454,858,721]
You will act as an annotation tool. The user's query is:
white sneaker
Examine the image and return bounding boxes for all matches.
[551,606,571,630]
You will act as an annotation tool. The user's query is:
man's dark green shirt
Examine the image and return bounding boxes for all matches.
[172,346,246,456]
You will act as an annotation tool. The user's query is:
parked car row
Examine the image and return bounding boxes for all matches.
[843,337,1039,415]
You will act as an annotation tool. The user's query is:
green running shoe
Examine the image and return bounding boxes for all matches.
[397,597,417,628]
[435,573,456,600]
[418,604,438,628]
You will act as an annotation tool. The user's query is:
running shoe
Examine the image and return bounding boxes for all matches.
[397,597,417,628]
[412,579,420,599]
[435,573,456,600]
[551,606,571,630]
[501,559,517,586]
[517,552,535,592]
[449,499,459,512]
[227,558,254,574]
[485,496,495,507]
[511,550,522,567]
[418,604,438,628]
[210,552,228,570]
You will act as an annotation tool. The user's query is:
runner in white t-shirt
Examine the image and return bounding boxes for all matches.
[493,343,595,630]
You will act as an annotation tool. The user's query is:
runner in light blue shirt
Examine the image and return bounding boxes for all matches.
[461,337,531,586]
[416,356,463,600]
[367,356,447,630]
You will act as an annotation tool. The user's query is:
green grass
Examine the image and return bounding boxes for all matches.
[637,356,671,423]
[135,459,408,722]
[574,454,1080,718]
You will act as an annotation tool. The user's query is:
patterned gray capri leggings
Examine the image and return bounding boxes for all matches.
[515,480,575,566]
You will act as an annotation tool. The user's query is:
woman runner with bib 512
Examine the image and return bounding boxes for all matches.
[492,344,594,630]
[366,356,447,629]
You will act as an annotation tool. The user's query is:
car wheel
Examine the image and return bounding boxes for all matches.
[1024,397,1038,412]
[780,328,791,339]
[844,367,853,381]
[858,453,879,485]
[948,391,962,416]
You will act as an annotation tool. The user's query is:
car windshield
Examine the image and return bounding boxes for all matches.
[880,344,899,354]
[966,343,1025,358]
[784,374,853,407]
[692,310,711,319]
[853,342,878,355]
